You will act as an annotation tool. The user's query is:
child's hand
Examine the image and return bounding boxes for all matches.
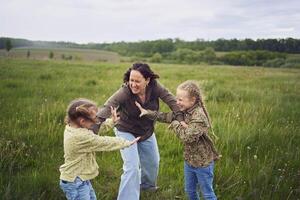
[130,136,141,145]
[135,101,148,117]
[110,106,120,123]
[180,121,188,128]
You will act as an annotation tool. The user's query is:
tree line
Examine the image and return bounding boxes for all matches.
[1,37,300,54]
[1,37,299,68]
[104,38,300,56]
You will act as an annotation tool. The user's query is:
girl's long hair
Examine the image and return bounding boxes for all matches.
[177,80,219,141]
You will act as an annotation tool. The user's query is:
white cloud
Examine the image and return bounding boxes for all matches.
[0,0,299,43]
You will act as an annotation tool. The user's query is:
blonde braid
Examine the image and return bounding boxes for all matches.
[198,95,219,141]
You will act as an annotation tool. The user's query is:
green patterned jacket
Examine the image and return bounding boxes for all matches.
[145,103,219,167]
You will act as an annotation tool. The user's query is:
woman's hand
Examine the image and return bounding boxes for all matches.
[110,106,120,123]
[135,101,149,117]
[130,136,141,145]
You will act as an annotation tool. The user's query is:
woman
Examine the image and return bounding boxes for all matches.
[93,63,183,200]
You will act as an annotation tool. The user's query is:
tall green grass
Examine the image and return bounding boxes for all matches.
[0,59,299,199]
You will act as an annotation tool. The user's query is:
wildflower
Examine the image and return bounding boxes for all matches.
[253,155,257,159]
[22,142,26,147]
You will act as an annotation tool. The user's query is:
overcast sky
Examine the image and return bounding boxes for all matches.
[1,0,299,43]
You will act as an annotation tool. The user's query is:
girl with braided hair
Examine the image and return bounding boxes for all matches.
[136,80,219,200]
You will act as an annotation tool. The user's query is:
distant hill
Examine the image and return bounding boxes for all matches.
[0,47,120,63]
[0,37,86,49]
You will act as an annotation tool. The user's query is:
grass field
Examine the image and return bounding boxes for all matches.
[0,58,300,200]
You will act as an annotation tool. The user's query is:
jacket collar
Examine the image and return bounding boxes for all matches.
[125,82,154,105]
[185,102,200,115]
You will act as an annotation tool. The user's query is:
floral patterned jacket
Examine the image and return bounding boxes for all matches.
[145,103,219,167]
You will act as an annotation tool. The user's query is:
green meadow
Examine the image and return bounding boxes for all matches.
[0,58,300,200]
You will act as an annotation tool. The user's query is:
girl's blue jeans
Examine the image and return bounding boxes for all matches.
[59,177,96,200]
[114,128,160,200]
[184,161,217,200]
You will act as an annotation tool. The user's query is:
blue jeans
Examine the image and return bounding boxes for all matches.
[184,161,217,200]
[59,177,97,200]
[114,128,160,200]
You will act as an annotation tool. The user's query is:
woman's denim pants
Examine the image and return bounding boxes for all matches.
[114,128,160,200]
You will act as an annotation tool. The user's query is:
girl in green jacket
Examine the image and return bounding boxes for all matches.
[59,98,139,200]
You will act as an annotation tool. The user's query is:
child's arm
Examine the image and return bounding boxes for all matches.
[92,106,120,134]
[92,87,127,134]
[135,101,174,123]
[156,82,184,122]
[169,117,209,143]
[78,132,140,152]
[98,106,119,134]
[98,118,114,134]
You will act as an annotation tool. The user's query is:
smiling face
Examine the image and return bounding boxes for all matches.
[129,70,150,95]
[176,88,196,111]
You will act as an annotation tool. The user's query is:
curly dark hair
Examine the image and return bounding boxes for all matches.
[123,63,159,84]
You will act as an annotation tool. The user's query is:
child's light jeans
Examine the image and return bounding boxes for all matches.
[184,161,217,200]
[59,177,97,200]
